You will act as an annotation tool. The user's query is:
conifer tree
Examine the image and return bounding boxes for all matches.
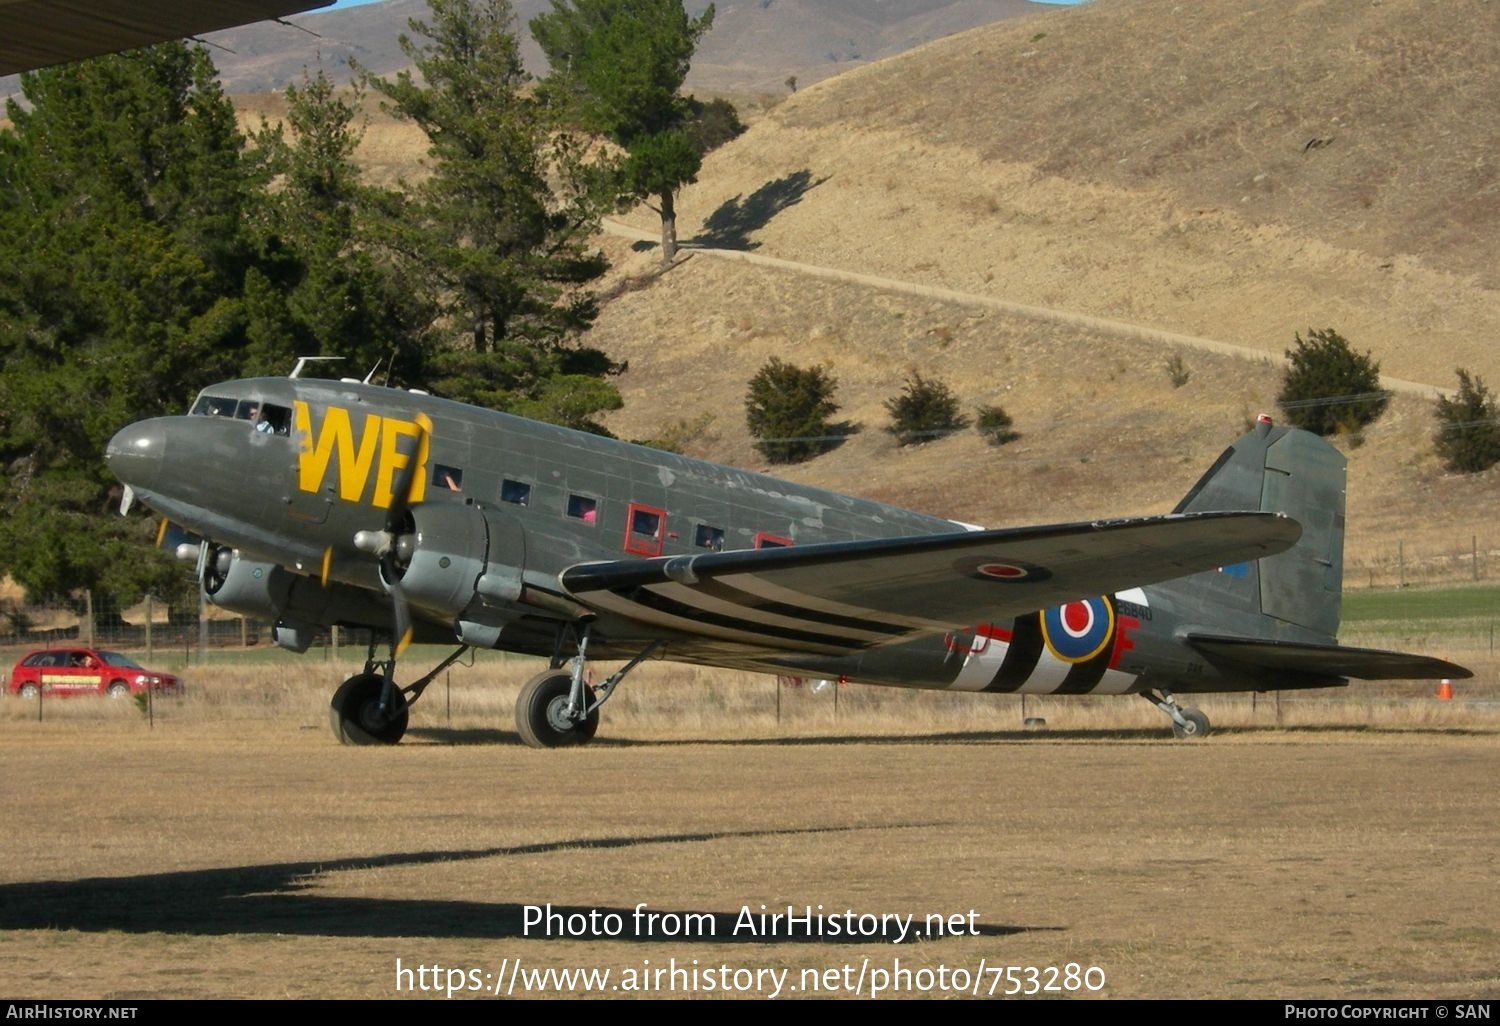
[0,44,270,603]
[364,0,623,428]
[533,0,715,264]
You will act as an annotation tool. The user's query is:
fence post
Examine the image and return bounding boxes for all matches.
[83,589,94,648]
[145,596,153,660]
[197,589,208,665]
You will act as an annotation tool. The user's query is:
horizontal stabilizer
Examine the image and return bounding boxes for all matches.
[561,512,1299,655]
[1186,634,1473,681]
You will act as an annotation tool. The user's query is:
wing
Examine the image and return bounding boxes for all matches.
[560,511,1299,655]
[0,0,333,75]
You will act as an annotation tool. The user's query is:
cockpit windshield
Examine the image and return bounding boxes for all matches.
[191,394,292,435]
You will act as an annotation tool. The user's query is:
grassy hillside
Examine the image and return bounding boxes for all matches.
[622,0,1500,391]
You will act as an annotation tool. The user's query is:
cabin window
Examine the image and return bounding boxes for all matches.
[755,532,792,549]
[625,503,666,556]
[434,465,464,493]
[500,479,532,506]
[694,524,725,551]
[566,494,599,524]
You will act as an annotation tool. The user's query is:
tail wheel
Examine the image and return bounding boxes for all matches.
[330,672,409,746]
[516,670,599,749]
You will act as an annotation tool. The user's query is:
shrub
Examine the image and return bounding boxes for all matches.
[884,372,968,446]
[744,358,840,464]
[1164,352,1191,388]
[1434,368,1500,473]
[1276,328,1389,436]
[687,97,746,155]
[975,404,1018,445]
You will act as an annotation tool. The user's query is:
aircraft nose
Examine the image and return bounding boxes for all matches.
[106,419,167,490]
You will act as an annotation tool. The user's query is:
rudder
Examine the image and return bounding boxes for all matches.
[1170,417,1346,641]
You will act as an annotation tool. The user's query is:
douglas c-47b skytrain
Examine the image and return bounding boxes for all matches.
[105,371,1470,747]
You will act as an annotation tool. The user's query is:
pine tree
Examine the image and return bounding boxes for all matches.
[744,358,840,464]
[363,0,622,426]
[251,67,432,382]
[1434,369,1500,473]
[532,0,715,264]
[0,44,272,604]
[1276,328,1389,437]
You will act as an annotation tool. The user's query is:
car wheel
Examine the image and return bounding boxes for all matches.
[107,681,130,699]
[18,683,40,700]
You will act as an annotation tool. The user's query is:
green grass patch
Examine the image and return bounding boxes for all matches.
[1343,584,1500,624]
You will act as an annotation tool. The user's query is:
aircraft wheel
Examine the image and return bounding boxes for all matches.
[329,672,409,746]
[1172,707,1211,740]
[516,670,599,749]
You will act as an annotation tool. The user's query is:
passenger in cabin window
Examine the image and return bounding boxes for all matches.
[582,507,597,524]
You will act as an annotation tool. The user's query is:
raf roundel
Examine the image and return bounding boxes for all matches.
[963,559,1053,583]
[1040,596,1116,664]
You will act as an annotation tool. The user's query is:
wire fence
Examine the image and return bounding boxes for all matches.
[1346,535,1499,590]
[0,587,376,670]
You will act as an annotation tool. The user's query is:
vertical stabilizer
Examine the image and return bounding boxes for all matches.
[1169,418,1345,640]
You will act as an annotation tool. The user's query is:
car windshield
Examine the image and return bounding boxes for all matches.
[98,651,144,669]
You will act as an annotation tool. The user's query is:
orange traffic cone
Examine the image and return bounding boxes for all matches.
[1436,679,1454,701]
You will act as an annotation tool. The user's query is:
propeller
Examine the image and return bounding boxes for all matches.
[352,413,431,658]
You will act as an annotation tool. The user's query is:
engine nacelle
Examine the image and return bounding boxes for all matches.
[392,504,490,618]
[389,503,531,634]
[202,547,293,620]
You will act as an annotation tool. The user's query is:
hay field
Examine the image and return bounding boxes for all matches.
[2,656,1498,1000]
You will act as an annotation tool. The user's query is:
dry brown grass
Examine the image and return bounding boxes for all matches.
[7,654,1498,738]
[2,665,1497,999]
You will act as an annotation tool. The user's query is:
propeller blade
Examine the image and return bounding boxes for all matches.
[391,578,414,658]
[376,412,427,660]
[384,412,432,533]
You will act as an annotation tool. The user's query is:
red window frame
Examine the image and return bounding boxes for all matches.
[754,532,792,549]
[624,502,667,556]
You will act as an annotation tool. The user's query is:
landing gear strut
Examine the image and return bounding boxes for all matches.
[329,642,470,746]
[1140,689,1211,739]
[515,628,661,749]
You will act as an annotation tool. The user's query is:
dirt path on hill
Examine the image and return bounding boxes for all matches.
[602,218,1448,401]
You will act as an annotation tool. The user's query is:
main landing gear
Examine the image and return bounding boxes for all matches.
[329,643,470,746]
[515,630,662,749]
[327,627,662,749]
[1140,689,1211,739]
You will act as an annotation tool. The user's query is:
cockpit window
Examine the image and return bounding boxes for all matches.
[189,395,289,434]
[230,400,291,435]
[192,395,237,417]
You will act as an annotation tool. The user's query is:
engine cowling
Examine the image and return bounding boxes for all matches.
[385,503,530,630]
[202,546,293,620]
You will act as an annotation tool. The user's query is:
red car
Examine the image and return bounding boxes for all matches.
[8,648,182,699]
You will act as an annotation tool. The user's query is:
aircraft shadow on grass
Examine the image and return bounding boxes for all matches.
[407,726,1179,747]
[0,826,1048,941]
[405,723,1494,750]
